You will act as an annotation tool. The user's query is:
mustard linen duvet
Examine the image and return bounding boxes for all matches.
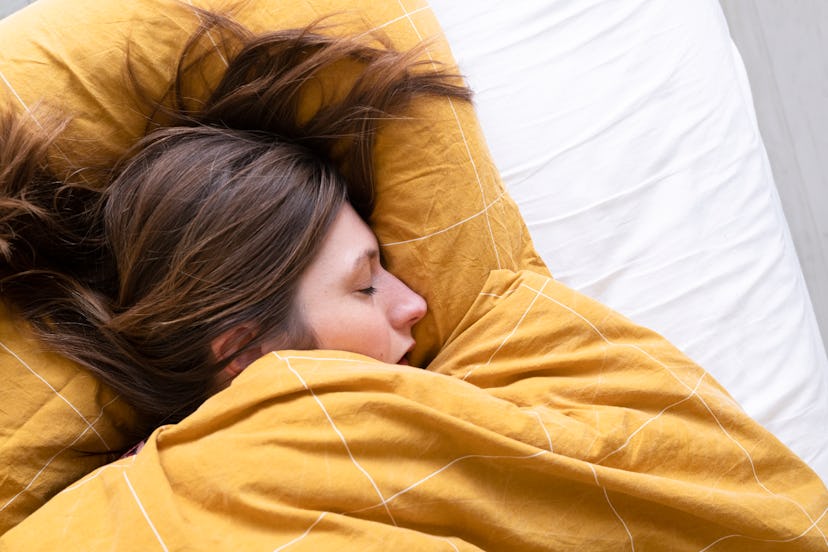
[3,270,825,551]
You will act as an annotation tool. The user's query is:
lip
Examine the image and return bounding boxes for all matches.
[397,342,416,365]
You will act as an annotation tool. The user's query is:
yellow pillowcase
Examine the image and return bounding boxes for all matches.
[0,303,135,533]
[0,0,547,531]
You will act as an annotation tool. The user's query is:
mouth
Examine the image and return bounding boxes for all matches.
[397,342,416,365]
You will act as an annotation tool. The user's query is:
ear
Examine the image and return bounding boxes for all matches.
[210,324,263,382]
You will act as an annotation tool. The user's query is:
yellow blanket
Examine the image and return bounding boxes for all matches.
[2,270,826,550]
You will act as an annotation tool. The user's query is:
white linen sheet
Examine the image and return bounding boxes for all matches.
[430,0,828,483]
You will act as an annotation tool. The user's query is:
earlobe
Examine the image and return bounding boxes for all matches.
[210,325,261,383]
[219,355,255,381]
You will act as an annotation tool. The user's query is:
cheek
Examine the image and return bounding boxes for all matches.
[305,301,393,360]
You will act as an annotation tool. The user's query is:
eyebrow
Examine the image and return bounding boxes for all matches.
[350,248,379,276]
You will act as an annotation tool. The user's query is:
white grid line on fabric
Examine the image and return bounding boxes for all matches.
[272,510,459,552]
[461,279,549,381]
[278,355,555,457]
[0,339,109,448]
[595,372,706,465]
[430,536,461,552]
[519,284,701,395]
[478,287,518,300]
[358,5,430,38]
[524,408,554,453]
[0,67,77,175]
[390,0,502,268]
[60,455,136,494]
[180,0,503,262]
[590,464,635,551]
[522,282,828,541]
[123,472,169,552]
[444,95,501,269]
[0,394,120,512]
[693,392,828,544]
[0,424,93,513]
[583,405,603,459]
[697,507,828,552]
[274,352,398,527]
[345,450,547,516]
[0,68,32,114]
[183,0,229,67]
[272,511,329,552]
[380,191,506,247]
[394,0,423,34]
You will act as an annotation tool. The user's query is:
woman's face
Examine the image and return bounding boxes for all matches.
[292,203,427,365]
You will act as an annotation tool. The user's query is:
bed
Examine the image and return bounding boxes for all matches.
[0,0,826,549]
[427,0,828,481]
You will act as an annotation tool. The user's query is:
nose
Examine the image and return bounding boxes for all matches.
[390,274,427,330]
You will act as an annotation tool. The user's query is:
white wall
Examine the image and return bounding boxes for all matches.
[0,0,34,18]
[720,0,828,353]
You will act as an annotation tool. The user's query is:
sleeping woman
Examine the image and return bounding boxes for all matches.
[0,11,469,439]
[3,9,827,549]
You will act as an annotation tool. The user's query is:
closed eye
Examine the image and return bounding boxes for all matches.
[358,286,377,296]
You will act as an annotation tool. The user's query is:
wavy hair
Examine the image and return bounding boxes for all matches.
[0,10,471,437]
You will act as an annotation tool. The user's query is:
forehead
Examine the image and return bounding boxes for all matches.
[304,203,378,277]
[322,203,376,250]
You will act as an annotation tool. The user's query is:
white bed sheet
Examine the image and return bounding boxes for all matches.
[430,0,828,483]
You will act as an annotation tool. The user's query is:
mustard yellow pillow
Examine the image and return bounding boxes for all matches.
[0,0,546,531]
[0,304,135,533]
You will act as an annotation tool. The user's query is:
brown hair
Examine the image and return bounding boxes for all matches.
[0,11,471,437]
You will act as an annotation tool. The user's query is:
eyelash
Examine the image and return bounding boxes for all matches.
[359,286,377,296]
